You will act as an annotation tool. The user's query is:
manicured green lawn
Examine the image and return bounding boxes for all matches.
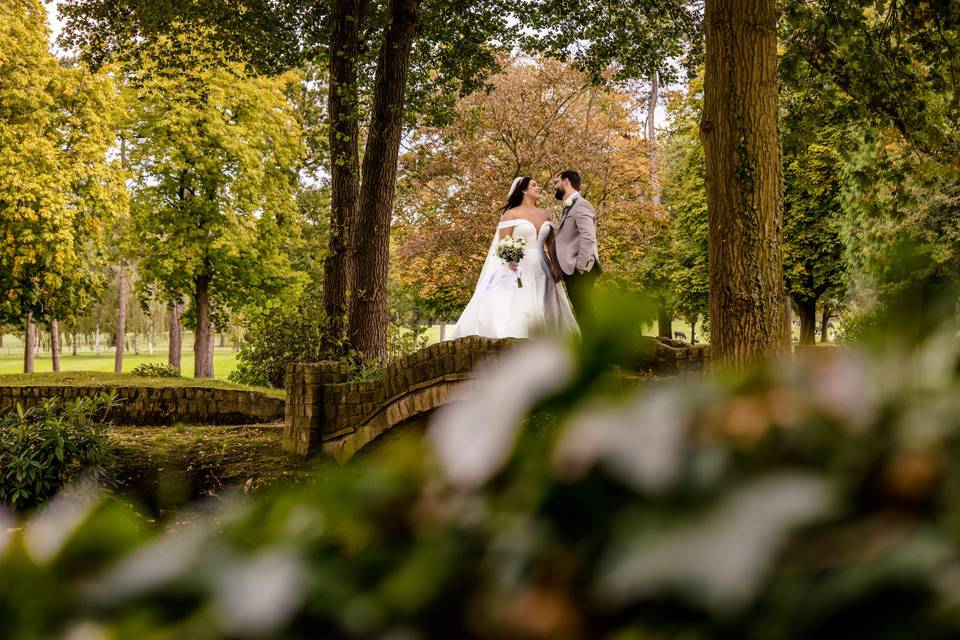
[0,338,239,378]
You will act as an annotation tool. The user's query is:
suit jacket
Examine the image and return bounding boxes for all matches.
[554,195,600,276]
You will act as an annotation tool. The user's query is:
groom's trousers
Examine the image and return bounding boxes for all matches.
[564,266,600,331]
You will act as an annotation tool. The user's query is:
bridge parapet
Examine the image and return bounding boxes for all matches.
[283,336,710,461]
[283,336,517,460]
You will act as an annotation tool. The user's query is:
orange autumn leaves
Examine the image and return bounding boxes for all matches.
[392,60,660,317]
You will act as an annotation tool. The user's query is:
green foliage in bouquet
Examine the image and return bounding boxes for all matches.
[131,362,180,378]
[0,392,115,511]
[4,291,960,638]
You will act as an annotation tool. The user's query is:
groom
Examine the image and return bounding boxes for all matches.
[552,170,601,325]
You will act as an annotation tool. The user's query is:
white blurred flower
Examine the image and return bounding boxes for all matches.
[83,523,212,604]
[212,549,305,638]
[554,388,692,493]
[429,339,573,490]
[23,483,100,565]
[595,473,832,612]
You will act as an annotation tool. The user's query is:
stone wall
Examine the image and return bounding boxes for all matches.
[284,336,710,462]
[0,385,284,425]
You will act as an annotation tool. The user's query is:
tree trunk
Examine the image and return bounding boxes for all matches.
[797,298,817,346]
[50,319,61,372]
[148,325,154,355]
[349,0,422,361]
[24,315,35,373]
[169,299,183,370]
[72,331,78,356]
[691,319,697,345]
[701,0,785,370]
[439,323,446,342]
[785,295,793,346]
[324,0,369,351]
[95,323,101,355]
[647,70,661,207]
[657,301,672,338]
[819,305,832,343]
[115,262,127,373]
[194,276,214,378]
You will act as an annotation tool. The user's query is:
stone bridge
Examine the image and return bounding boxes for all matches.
[282,336,709,462]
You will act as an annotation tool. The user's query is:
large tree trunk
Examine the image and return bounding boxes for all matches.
[115,262,127,373]
[797,298,817,346]
[95,323,101,355]
[50,319,61,372]
[169,299,183,370]
[24,315,35,373]
[324,0,369,351]
[701,0,785,370]
[72,331,78,356]
[349,0,422,361]
[819,305,832,343]
[657,300,672,338]
[647,70,661,207]
[194,275,214,378]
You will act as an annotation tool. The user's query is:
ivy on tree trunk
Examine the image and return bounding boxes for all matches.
[324,0,368,352]
[349,0,422,361]
[701,0,785,370]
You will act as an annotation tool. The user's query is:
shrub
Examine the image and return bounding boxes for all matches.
[131,362,180,378]
[0,392,115,511]
[229,296,332,388]
[231,295,431,387]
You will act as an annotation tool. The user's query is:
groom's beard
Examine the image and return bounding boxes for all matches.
[554,188,564,200]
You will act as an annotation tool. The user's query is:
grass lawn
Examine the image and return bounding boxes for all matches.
[0,341,239,378]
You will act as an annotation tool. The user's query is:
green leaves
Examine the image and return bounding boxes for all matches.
[0,392,116,511]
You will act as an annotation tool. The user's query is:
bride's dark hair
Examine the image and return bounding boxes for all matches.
[498,176,532,215]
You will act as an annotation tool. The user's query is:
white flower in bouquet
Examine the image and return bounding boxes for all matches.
[495,235,527,288]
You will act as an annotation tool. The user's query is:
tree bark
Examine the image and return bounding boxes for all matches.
[194,275,214,378]
[95,323,101,355]
[797,298,817,346]
[701,0,785,370]
[439,323,446,342]
[657,301,672,338]
[50,319,61,372]
[324,0,369,351]
[690,319,697,345]
[24,315,35,373]
[819,305,832,343]
[115,262,127,373]
[647,70,661,207]
[349,0,422,361]
[169,299,183,370]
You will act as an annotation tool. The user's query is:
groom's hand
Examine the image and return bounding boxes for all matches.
[508,262,519,272]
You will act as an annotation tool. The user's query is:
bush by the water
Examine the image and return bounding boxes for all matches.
[5,295,960,637]
[0,392,115,511]
[131,362,180,378]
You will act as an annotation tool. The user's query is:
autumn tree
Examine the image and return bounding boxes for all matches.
[0,0,124,372]
[392,60,659,317]
[126,33,305,378]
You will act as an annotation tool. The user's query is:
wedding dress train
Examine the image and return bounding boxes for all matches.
[451,218,579,340]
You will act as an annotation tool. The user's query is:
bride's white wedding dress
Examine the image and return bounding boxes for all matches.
[451,218,579,339]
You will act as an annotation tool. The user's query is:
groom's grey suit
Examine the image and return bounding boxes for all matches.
[553,193,601,324]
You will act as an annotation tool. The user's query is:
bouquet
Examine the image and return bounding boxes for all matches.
[495,235,527,288]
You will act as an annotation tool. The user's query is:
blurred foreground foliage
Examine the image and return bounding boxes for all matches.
[4,292,960,638]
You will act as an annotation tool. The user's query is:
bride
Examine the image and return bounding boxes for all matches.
[451,176,579,339]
